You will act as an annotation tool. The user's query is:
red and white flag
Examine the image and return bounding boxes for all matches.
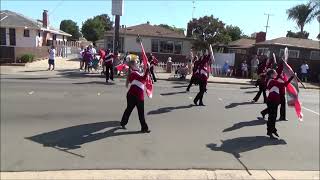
[139,41,153,98]
[283,47,303,121]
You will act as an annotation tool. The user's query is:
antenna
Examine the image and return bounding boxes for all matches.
[192,0,195,19]
[264,13,273,36]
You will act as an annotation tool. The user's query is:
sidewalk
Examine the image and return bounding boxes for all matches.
[156,73,320,90]
[1,170,319,179]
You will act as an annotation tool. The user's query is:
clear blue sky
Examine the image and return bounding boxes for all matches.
[1,0,319,40]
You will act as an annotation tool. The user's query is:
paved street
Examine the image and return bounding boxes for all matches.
[1,69,319,172]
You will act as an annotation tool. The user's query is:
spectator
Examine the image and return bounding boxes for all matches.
[241,60,248,78]
[300,61,309,82]
[79,46,85,70]
[47,45,56,71]
[251,55,259,80]
[222,61,230,76]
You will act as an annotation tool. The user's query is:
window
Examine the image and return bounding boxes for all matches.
[228,49,237,53]
[105,36,124,52]
[174,41,182,54]
[310,50,320,60]
[0,28,6,45]
[279,49,300,58]
[24,29,30,37]
[53,34,57,41]
[257,48,269,56]
[160,40,174,53]
[9,28,16,46]
[151,39,159,52]
[151,39,183,54]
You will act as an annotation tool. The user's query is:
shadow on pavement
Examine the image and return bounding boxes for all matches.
[73,81,115,85]
[225,101,263,109]
[244,90,259,94]
[172,85,188,89]
[22,70,49,72]
[206,136,287,158]
[25,121,141,156]
[1,77,51,80]
[160,91,187,96]
[148,104,194,115]
[56,69,103,79]
[240,86,256,90]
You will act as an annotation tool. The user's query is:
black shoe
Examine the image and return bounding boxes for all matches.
[277,117,287,121]
[273,132,279,137]
[268,133,278,140]
[260,112,265,119]
[186,88,190,92]
[141,129,151,133]
[199,102,205,106]
[193,99,198,106]
[120,122,126,129]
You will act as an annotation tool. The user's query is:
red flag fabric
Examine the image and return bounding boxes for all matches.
[282,61,303,121]
[116,64,129,72]
[139,42,153,98]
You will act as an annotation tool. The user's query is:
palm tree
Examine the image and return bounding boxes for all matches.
[287,2,315,33]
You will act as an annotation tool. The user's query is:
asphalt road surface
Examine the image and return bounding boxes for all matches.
[1,71,319,172]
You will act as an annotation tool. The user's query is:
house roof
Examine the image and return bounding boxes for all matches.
[105,23,188,39]
[0,10,71,36]
[255,37,320,50]
[228,38,256,49]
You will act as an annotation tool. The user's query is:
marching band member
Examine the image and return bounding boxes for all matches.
[264,69,293,139]
[120,57,151,133]
[104,49,114,83]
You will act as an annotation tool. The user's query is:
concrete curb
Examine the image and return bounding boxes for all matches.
[1,170,319,180]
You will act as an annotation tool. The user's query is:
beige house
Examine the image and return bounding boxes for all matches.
[96,22,193,62]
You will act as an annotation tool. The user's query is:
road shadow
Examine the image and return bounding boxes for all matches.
[170,81,188,85]
[1,77,51,80]
[73,81,115,85]
[56,69,102,79]
[225,101,263,109]
[244,90,258,94]
[25,121,141,154]
[160,91,187,96]
[206,136,287,158]
[240,86,256,90]
[22,70,49,73]
[223,118,267,132]
[172,85,188,89]
[148,104,194,115]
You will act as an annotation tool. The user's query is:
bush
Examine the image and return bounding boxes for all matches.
[20,54,35,63]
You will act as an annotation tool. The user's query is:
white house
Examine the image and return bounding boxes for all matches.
[0,10,71,48]
[96,22,193,62]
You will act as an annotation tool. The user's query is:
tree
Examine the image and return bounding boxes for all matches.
[81,14,113,43]
[286,30,309,39]
[225,25,242,41]
[60,20,81,41]
[287,2,316,33]
[317,33,320,40]
[186,15,227,50]
[158,24,185,34]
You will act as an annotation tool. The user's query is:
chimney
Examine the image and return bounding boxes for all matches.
[255,31,266,43]
[43,10,49,28]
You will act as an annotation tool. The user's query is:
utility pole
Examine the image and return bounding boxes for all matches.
[264,13,273,37]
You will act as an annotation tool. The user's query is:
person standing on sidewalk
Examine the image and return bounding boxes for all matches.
[300,61,309,82]
[263,69,294,139]
[120,58,150,133]
[47,45,56,71]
